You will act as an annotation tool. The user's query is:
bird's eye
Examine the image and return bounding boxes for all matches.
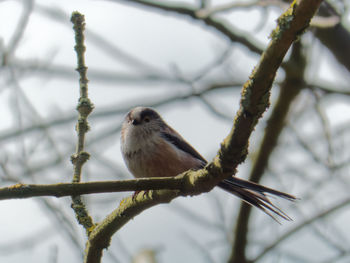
[144,117,150,123]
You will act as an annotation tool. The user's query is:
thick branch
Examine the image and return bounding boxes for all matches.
[229,41,307,263]
[84,190,178,262]
[215,0,321,173]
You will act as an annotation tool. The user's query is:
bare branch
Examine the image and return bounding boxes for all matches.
[70,11,95,234]
[254,196,350,262]
[195,0,288,18]
[114,0,264,55]
[0,177,184,200]
[4,0,34,62]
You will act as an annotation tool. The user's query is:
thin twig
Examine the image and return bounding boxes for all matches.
[35,4,164,74]
[4,0,34,62]
[70,11,95,235]
[254,196,350,262]
[115,0,264,55]
[195,0,287,18]
[0,81,235,143]
[0,177,184,200]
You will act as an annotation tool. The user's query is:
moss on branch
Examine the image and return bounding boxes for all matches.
[70,11,95,235]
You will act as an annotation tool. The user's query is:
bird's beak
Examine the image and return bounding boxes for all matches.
[132,119,141,125]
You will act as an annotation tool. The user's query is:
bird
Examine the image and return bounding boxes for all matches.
[120,106,296,221]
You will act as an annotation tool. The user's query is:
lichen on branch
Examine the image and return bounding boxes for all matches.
[70,11,95,236]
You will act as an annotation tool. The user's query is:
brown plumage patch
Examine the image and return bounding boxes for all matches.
[130,139,202,178]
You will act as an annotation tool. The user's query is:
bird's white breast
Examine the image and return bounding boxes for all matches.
[121,123,203,178]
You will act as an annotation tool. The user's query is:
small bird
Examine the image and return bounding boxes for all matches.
[121,106,296,221]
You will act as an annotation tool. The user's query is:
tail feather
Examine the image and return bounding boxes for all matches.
[218,177,296,222]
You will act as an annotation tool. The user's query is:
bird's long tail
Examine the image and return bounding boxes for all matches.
[218,177,296,222]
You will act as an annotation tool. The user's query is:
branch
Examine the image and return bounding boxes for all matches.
[9,59,177,83]
[0,81,234,143]
[195,0,288,18]
[70,12,95,235]
[3,0,34,63]
[115,0,264,55]
[35,4,165,74]
[0,177,183,200]
[308,82,350,95]
[83,1,323,262]
[254,196,350,262]
[229,27,308,263]
[314,3,350,73]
